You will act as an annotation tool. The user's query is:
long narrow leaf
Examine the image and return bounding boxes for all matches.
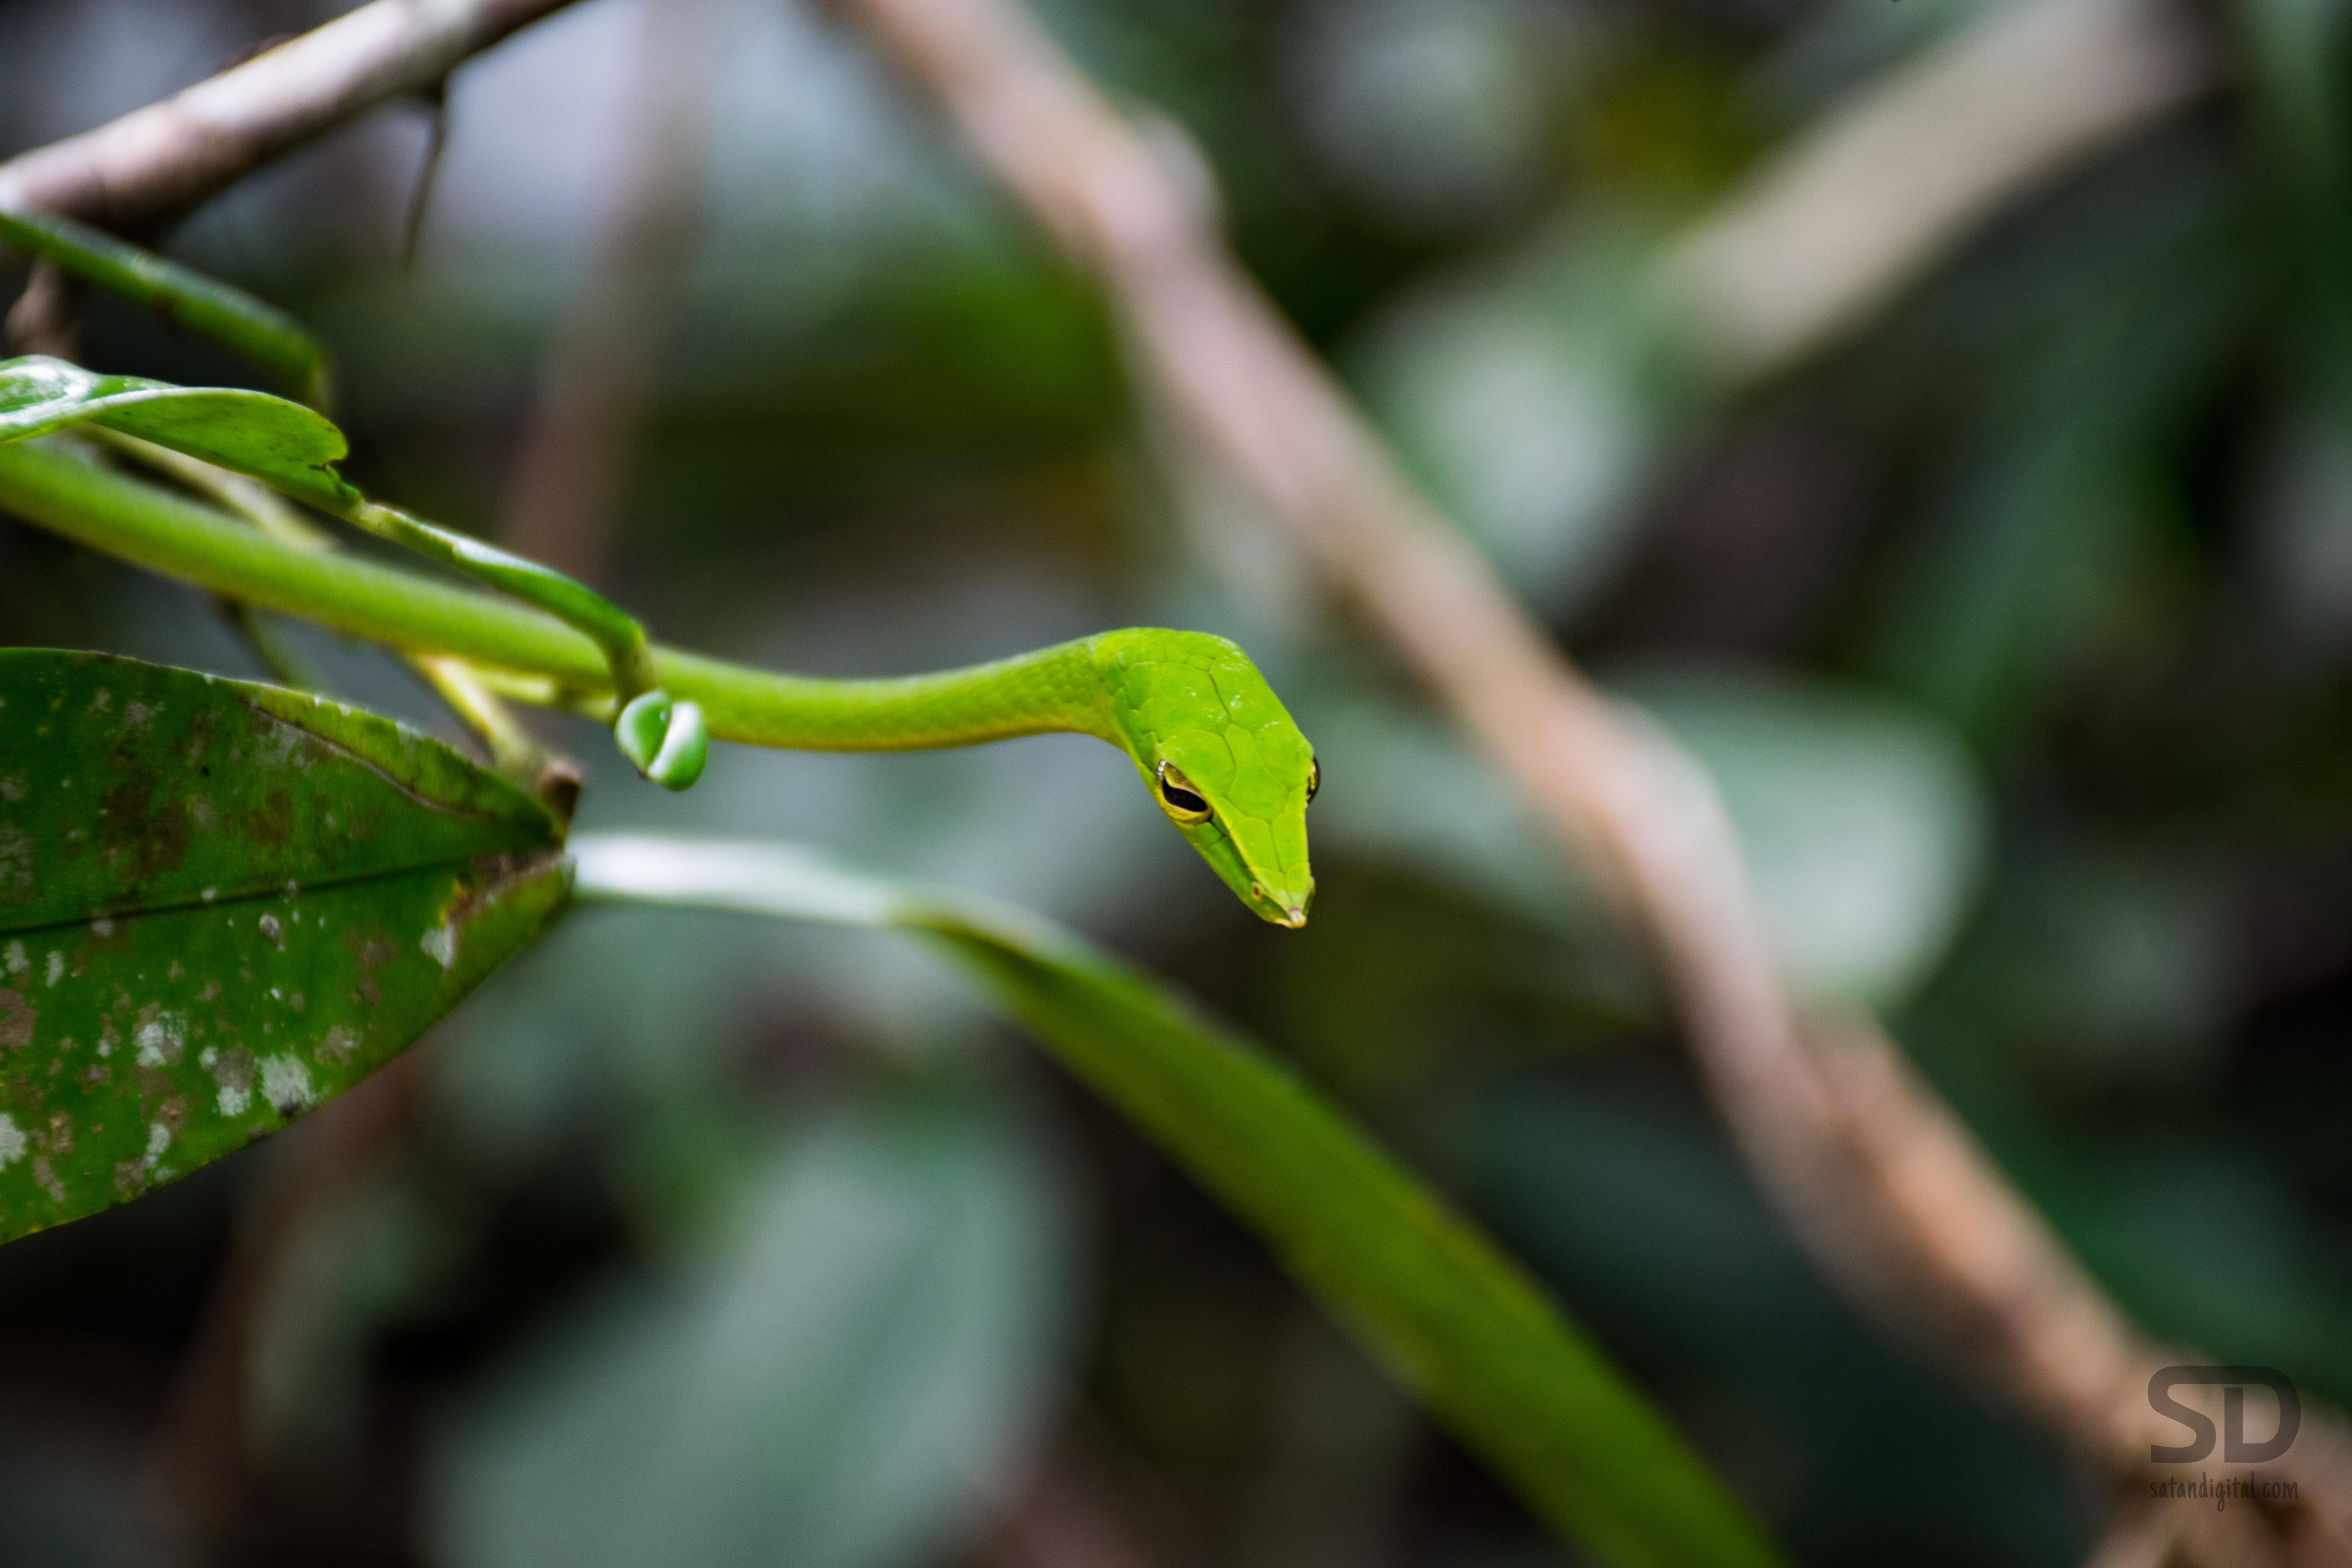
[0,355,352,508]
[571,835,1785,1568]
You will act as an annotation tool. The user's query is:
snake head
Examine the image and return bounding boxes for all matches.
[1098,631,1318,928]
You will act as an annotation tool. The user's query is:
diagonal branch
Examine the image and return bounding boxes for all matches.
[0,0,584,232]
[829,0,2351,1555]
[1659,0,2214,383]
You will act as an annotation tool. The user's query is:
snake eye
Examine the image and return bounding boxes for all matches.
[1156,761,1212,824]
[1306,755,1320,804]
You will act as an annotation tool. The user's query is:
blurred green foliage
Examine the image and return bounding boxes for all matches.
[435,1101,1069,1568]
[5,0,2352,1562]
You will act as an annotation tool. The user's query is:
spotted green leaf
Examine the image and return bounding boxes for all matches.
[0,649,568,1241]
[0,355,354,510]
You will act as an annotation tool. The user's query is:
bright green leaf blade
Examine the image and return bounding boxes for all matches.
[0,650,570,1241]
[0,356,353,509]
[432,1103,1067,1568]
[572,836,1786,1568]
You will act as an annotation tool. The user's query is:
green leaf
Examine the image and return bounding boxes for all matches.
[432,1102,1067,1568]
[0,649,569,1241]
[573,836,1786,1568]
[0,355,354,509]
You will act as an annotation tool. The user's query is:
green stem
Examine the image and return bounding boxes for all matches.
[410,651,567,784]
[0,209,332,408]
[0,437,1113,751]
[213,598,326,691]
[332,496,661,701]
[0,436,592,674]
[82,428,573,780]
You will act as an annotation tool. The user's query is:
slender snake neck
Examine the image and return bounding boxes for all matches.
[660,635,1124,754]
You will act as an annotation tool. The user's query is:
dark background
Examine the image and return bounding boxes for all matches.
[2,0,2349,1563]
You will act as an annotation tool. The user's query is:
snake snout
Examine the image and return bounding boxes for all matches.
[1250,882,1311,930]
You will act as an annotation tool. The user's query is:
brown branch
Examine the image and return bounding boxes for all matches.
[2080,1498,2181,1568]
[0,0,584,232]
[829,0,2352,1556]
[1659,0,2214,383]
[982,1428,1173,1568]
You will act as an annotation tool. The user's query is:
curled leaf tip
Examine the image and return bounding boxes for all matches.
[615,690,708,791]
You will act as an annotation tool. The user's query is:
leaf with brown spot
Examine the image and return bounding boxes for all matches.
[0,650,570,1241]
[0,990,32,1051]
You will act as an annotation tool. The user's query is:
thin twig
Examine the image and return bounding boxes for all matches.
[0,0,584,232]
[399,95,452,271]
[80,426,334,550]
[826,0,2352,1556]
[81,429,581,807]
[496,0,726,581]
[214,598,328,690]
[411,652,583,811]
[4,261,79,359]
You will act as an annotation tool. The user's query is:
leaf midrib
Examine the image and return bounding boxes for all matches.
[1,850,571,938]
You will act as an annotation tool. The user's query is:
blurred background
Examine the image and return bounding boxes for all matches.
[2,0,2349,1562]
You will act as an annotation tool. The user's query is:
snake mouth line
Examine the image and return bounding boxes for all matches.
[1249,882,1310,929]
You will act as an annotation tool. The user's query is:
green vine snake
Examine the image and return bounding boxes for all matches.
[0,209,1321,928]
[0,428,1322,926]
[715,627,1324,927]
